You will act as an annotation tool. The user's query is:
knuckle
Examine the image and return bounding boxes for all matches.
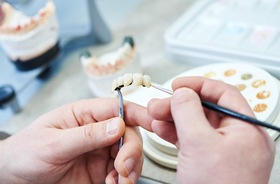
[82,124,98,144]
[173,88,197,104]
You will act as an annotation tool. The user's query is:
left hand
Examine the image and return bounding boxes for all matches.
[0,98,152,184]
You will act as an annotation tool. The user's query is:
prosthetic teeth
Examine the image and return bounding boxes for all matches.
[112,73,151,91]
[142,75,152,87]
[123,73,133,87]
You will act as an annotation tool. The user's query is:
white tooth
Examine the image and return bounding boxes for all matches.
[142,75,151,87]
[112,79,118,91]
[133,73,143,86]
[123,73,133,86]
[80,57,91,66]
[39,7,47,16]
[117,76,124,87]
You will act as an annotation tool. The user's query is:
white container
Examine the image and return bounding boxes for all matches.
[164,0,280,79]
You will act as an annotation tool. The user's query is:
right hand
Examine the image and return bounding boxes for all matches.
[147,77,275,184]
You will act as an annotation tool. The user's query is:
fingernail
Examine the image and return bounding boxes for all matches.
[125,158,134,174]
[129,171,137,183]
[106,118,120,135]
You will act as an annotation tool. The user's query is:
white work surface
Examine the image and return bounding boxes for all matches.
[1,0,280,183]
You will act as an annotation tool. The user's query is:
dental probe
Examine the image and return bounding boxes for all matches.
[116,89,124,184]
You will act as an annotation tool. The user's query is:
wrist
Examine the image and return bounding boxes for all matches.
[0,140,10,182]
[0,139,24,183]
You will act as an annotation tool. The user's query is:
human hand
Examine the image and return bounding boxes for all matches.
[0,98,152,184]
[147,77,275,184]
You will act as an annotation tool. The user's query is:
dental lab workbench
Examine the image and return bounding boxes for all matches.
[1,0,280,183]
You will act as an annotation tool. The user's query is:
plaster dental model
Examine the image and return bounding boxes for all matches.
[80,36,141,97]
[0,0,59,71]
[80,36,137,76]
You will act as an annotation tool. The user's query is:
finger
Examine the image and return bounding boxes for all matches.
[172,77,254,117]
[151,120,177,145]
[171,88,215,142]
[110,142,120,159]
[147,98,173,121]
[47,98,153,131]
[52,117,125,161]
[123,100,153,131]
[106,169,118,184]
[115,127,143,177]
[106,158,143,184]
[119,155,143,184]
[147,96,178,145]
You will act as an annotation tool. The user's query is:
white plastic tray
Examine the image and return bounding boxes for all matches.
[165,0,280,79]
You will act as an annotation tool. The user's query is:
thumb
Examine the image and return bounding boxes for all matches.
[55,117,125,160]
[171,88,214,144]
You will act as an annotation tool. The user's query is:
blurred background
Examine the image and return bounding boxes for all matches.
[1,0,280,183]
[0,0,143,124]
